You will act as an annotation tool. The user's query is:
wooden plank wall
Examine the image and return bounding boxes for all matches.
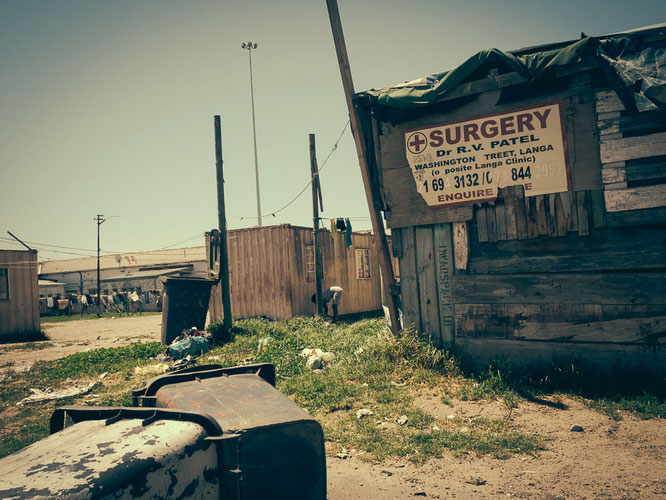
[208,225,385,322]
[453,89,666,372]
[595,90,666,226]
[289,227,384,316]
[0,250,40,337]
[391,224,455,345]
[379,80,666,374]
[207,226,293,321]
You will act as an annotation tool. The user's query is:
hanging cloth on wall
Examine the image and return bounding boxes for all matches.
[336,218,346,232]
[345,218,353,249]
[330,218,338,240]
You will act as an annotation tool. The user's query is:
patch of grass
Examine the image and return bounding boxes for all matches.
[203,318,541,462]
[456,366,522,410]
[0,342,54,353]
[586,391,666,421]
[2,315,663,465]
[0,341,165,458]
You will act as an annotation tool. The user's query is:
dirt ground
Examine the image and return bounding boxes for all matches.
[2,315,665,499]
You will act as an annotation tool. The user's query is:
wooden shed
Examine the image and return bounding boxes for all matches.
[355,24,666,374]
[206,224,387,321]
[0,249,40,338]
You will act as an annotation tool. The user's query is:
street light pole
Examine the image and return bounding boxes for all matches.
[241,41,262,227]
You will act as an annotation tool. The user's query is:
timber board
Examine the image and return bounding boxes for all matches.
[415,226,441,341]
[465,225,666,274]
[456,337,665,375]
[604,184,666,212]
[453,272,666,305]
[399,227,422,332]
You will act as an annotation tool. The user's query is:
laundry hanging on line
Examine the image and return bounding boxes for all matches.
[330,218,337,241]
[345,219,353,249]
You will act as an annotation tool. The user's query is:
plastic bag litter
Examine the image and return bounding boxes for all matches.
[166,327,211,360]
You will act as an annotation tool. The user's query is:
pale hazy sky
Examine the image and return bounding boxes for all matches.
[0,0,662,260]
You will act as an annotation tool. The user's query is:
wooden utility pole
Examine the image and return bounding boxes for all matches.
[6,231,33,251]
[310,134,324,316]
[214,115,232,331]
[325,0,401,334]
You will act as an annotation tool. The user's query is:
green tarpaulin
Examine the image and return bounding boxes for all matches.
[356,23,666,117]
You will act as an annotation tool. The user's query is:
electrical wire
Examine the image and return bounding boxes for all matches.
[228,119,350,220]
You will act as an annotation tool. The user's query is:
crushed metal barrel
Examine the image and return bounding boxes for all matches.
[0,363,326,500]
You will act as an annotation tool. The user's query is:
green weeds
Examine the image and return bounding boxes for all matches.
[1,315,663,465]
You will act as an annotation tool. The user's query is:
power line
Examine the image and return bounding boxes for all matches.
[0,231,207,257]
[159,232,205,249]
[229,119,350,220]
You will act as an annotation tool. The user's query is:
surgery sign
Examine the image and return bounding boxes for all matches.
[404,103,571,208]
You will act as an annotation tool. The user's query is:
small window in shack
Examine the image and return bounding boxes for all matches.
[0,268,8,300]
[355,249,370,279]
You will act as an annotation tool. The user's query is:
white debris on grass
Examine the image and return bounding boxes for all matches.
[13,361,34,374]
[133,363,169,376]
[17,382,98,406]
[356,409,374,419]
[257,337,273,353]
[397,415,408,426]
[301,348,335,370]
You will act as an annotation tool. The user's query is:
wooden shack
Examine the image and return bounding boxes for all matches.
[206,224,387,321]
[355,24,666,374]
[0,250,40,338]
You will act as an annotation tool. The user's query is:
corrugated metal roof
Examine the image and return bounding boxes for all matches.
[39,246,206,274]
[101,267,192,281]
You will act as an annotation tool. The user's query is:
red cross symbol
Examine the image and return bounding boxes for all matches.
[407,132,427,154]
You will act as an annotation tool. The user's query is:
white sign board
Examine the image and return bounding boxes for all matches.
[404,102,572,207]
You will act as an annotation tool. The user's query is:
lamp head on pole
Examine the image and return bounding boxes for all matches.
[241,42,258,50]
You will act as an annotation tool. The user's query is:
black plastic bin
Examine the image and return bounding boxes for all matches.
[132,363,327,500]
[160,275,217,345]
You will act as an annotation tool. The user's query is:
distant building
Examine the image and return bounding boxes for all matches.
[0,249,40,337]
[39,246,207,297]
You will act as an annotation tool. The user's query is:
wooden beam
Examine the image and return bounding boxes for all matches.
[434,223,455,344]
[453,272,666,305]
[452,222,469,271]
[513,315,666,343]
[310,134,324,316]
[326,0,400,333]
[466,225,666,274]
[214,116,232,330]
[604,184,666,212]
[600,131,666,164]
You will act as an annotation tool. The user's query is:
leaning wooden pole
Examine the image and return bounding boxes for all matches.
[325,0,401,334]
[310,134,324,316]
[214,115,232,331]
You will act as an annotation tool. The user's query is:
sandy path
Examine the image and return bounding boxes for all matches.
[0,315,162,367]
[327,397,666,499]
